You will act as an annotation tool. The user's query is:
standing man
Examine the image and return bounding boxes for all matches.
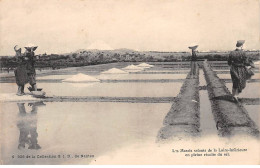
[14,44,38,96]
[228,40,254,100]
[188,45,199,78]
[24,44,38,92]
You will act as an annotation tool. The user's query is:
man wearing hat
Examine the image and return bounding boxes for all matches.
[188,45,199,78]
[228,40,254,100]
[14,44,38,95]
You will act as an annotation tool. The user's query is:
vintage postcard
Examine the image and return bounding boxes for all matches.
[0,0,259,165]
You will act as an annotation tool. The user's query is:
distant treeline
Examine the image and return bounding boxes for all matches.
[0,50,259,70]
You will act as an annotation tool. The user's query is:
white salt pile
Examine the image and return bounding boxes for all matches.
[137,63,154,68]
[101,68,128,74]
[122,64,144,70]
[62,73,100,82]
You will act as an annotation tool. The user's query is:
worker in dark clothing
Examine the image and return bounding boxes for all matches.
[191,49,197,61]
[188,45,199,78]
[228,40,255,100]
[14,45,27,95]
[24,46,38,91]
[14,44,38,96]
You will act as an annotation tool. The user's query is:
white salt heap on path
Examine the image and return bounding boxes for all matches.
[62,73,100,82]
[137,63,154,68]
[101,68,128,74]
[122,64,144,70]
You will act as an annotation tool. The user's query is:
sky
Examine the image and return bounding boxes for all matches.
[0,0,259,55]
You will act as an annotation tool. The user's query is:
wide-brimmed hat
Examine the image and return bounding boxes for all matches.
[236,40,245,47]
[25,46,38,51]
[24,43,38,51]
[188,45,199,50]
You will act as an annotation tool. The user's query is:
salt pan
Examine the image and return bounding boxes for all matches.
[122,65,144,70]
[0,93,37,102]
[101,68,128,74]
[137,63,154,68]
[62,73,100,82]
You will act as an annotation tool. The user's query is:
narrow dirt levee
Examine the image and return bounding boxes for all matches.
[157,63,200,140]
[203,61,259,137]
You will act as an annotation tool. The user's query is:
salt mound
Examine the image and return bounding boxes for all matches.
[101,68,128,74]
[62,73,100,82]
[122,64,144,70]
[137,63,154,67]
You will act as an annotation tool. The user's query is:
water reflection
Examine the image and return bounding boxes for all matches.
[17,102,46,150]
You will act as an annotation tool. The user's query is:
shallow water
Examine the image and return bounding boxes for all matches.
[96,74,187,80]
[1,62,260,164]
[244,105,260,128]
[0,82,183,97]
[225,83,260,98]
[37,75,75,80]
[38,73,188,81]
[0,102,171,164]
[44,82,184,97]
[199,70,218,136]
[217,73,260,80]
[141,70,189,73]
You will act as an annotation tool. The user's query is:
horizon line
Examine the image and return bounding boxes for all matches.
[0,48,259,57]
